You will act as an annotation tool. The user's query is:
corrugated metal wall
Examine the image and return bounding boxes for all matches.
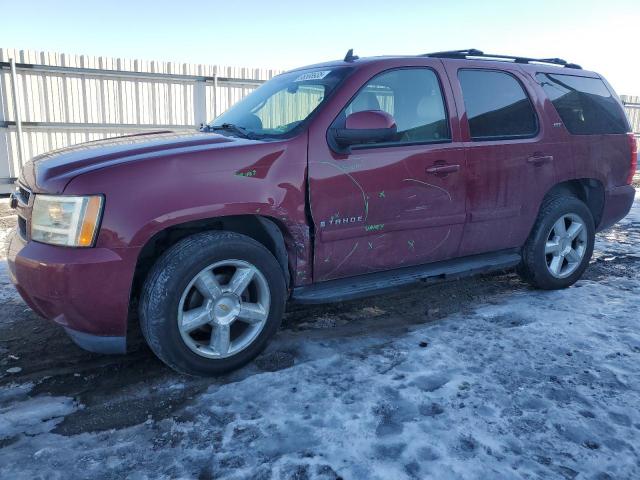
[0,48,283,191]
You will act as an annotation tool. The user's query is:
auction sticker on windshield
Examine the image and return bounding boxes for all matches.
[294,70,331,82]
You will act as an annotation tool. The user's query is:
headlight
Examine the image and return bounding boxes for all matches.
[31,195,104,247]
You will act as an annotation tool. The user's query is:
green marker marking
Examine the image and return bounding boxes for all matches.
[235,169,257,177]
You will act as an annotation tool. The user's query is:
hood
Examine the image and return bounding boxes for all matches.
[20,130,258,193]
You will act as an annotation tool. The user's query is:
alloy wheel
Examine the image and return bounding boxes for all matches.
[177,259,270,359]
[544,213,588,279]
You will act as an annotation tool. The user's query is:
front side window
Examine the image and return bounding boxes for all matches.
[536,73,629,135]
[335,68,450,146]
[458,69,538,140]
[209,67,352,138]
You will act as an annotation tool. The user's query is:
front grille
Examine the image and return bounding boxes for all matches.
[17,184,31,205]
[18,216,27,240]
[15,182,32,241]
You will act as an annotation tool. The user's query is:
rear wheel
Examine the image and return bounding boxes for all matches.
[518,194,595,290]
[139,231,286,376]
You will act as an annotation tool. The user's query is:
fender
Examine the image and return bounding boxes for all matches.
[63,134,314,286]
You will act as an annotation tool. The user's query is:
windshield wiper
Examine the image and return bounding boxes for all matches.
[202,123,255,139]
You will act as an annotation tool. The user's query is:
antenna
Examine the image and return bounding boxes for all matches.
[344,49,359,62]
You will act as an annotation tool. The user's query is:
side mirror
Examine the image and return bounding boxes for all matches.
[330,110,397,152]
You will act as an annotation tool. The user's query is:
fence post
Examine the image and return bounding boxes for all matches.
[193,78,206,127]
[212,71,218,119]
[9,58,25,176]
[0,65,10,184]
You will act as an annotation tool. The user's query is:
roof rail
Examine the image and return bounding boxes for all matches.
[423,49,582,69]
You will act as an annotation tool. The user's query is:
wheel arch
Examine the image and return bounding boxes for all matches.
[542,178,605,228]
[130,214,292,306]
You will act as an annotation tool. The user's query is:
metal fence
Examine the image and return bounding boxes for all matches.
[1,48,639,193]
[0,48,282,192]
[621,95,640,138]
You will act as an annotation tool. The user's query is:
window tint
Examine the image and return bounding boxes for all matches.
[458,70,538,140]
[536,73,629,135]
[339,68,450,145]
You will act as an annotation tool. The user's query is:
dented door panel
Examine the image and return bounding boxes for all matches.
[307,58,466,282]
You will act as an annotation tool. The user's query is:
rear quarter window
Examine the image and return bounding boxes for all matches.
[536,73,629,135]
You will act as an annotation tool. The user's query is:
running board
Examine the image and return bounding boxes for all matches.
[291,249,521,304]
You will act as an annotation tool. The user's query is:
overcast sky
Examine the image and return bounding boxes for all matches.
[1,0,639,94]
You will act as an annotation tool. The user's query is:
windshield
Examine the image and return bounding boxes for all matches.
[207,67,352,138]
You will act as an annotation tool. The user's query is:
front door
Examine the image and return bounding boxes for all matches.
[307,65,466,282]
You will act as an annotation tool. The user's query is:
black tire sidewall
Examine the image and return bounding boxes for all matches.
[140,232,286,376]
[525,196,595,289]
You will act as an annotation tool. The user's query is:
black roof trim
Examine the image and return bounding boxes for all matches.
[423,49,582,69]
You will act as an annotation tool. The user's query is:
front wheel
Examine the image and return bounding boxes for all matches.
[139,231,286,376]
[518,194,595,290]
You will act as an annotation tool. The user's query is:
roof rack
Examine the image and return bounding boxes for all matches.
[423,49,582,69]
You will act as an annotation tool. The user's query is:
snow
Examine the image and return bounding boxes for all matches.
[0,261,21,308]
[0,397,79,440]
[0,197,13,261]
[0,192,638,479]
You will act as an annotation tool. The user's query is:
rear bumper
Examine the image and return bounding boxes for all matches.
[598,184,636,231]
[6,229,136,354]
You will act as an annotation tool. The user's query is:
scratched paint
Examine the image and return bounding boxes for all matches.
[322,242,360,280]
[402,178,452,202]
[309,155,459,281]
[314,161,369,221]
[427,229,452,255]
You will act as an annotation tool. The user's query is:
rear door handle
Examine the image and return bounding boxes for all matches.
[426,164,460,176]
[527,154,553,165]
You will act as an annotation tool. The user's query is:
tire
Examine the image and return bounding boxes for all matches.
[139,231,286,376]
[518,194,595,290]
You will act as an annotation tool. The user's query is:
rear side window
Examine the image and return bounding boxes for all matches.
[536,73,629,135]
[458,69,538,140]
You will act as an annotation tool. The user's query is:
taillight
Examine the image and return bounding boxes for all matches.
[628,133,638,185]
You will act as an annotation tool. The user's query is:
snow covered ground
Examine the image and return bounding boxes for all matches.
[0,192,639,479]
[0,197,12,261]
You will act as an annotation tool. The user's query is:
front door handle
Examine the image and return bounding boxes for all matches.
[426,164,460,176]
[527,154,554,165]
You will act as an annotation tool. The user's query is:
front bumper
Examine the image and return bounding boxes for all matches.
[63,327,126,354]
[598,184,636,231]
[6,229,137,354]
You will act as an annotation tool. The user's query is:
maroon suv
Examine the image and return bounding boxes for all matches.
[6,49,637,375]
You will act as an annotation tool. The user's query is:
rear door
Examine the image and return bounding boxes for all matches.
[307,62,466,282]
[443,62,559,256]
